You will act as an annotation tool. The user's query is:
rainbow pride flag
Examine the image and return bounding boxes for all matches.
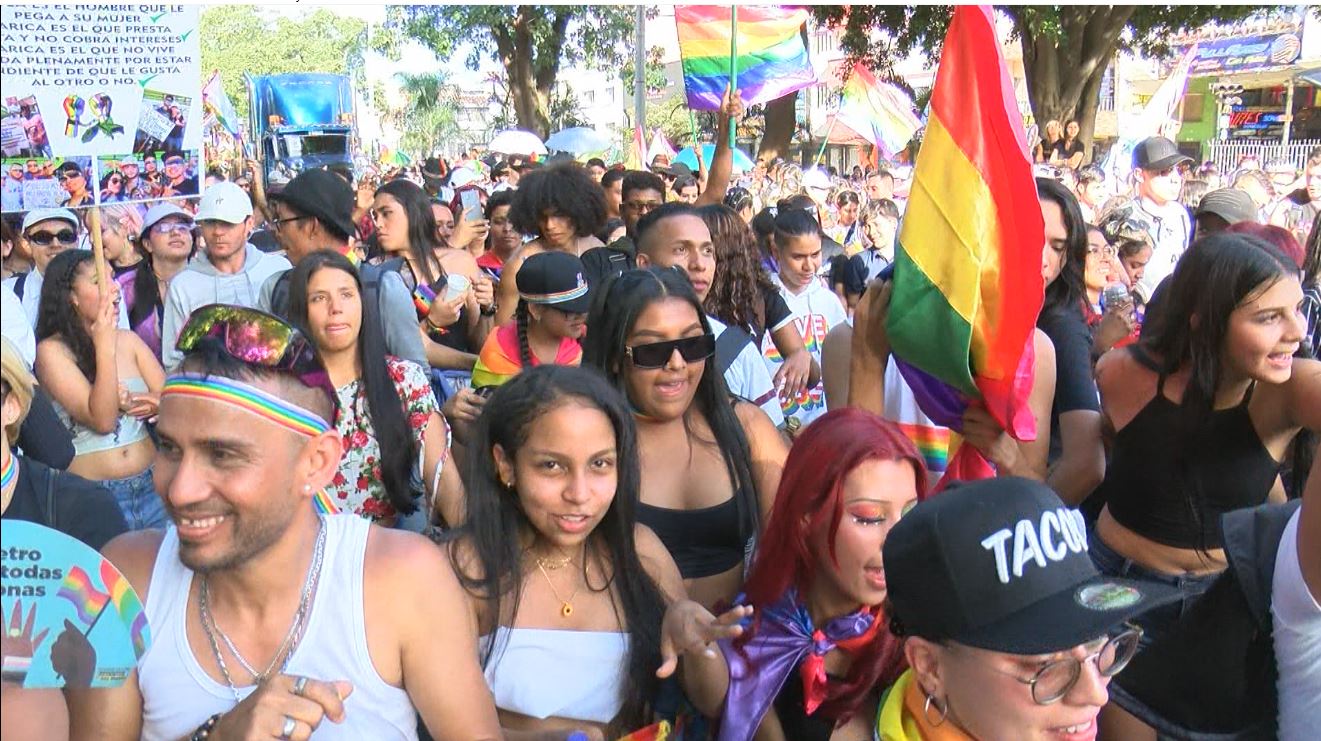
[312,488,341,515]
[57,565,111,626]
[675,6,815,111]
[834,63,922,159]
[99,559,150,659]
[884,5,1044,484]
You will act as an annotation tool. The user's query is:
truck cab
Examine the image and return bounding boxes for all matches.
[247,73,356,191]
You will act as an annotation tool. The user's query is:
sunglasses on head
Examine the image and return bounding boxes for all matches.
[26,229,78,246]
[175,304,338,407]
[625,334,716,369]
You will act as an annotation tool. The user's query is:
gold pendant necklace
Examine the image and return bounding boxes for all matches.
[535,553,573,570]
[536,559,586,618]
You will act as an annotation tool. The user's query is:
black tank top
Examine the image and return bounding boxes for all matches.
[637,497,745,579]
[1094,371,1280,550]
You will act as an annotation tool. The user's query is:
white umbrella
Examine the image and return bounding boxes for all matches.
[545,127,612,155]
[487,129,547,156]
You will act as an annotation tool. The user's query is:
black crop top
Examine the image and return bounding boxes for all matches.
[1094,373,1280,550]
[637,497,746,579]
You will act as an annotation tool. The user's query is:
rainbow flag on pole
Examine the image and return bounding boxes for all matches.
[885,5,1044,484]
[202,71,241,138]
[57,566,111,626]
[675,5,815,111]
[834,63,922,159]
[99,559,151,659]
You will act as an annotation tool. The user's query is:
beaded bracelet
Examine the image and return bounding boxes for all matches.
[190,713,222,740]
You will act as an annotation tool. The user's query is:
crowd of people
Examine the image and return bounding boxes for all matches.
[1,89,1319,741]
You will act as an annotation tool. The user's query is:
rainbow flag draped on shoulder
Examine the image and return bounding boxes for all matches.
[675,5,816,110]
[885,5,1044,484]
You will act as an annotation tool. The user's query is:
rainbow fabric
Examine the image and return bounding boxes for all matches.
[675,5,816,111]
[162,373,331,437]
[834,63,922,159]
[471,323,582,390]
[312,488,341,515]
[0,452,14,491]
[884,5,1044,484]
[618,721,671,741]
[99,559,150,659]
[57,565,111,626]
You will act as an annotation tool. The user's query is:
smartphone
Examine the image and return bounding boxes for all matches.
[460,188,482,222]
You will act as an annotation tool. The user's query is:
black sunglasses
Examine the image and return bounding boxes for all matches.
[625,334,715,369]
[26,229,78,246]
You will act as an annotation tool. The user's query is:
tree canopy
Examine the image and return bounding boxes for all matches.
[383,5,643,138]
[200,7,367,123]
[808,5,1275,160]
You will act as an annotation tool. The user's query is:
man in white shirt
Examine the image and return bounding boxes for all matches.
[763,209,848,429]
[1124,137,1193,303]
[633,203,786,427]
[2,208,129,331]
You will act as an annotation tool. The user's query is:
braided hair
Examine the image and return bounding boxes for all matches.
[514,300,535,370]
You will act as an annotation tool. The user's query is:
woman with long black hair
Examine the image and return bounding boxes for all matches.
[286,251,463,528]
[448,364,684,739]
[370,179,494,371]
[116,203,195,362]
[583,268,787,610]
[1089,232,1318,647]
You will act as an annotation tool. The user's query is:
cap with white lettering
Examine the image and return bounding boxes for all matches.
[883,477,1180,655]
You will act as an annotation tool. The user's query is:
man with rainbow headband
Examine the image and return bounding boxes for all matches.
[66,305,504,740]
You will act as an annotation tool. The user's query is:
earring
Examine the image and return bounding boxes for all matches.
[923,692,949,727]
[302,484,312,493]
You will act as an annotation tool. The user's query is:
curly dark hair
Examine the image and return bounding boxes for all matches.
[35,250,98,379]
[699,204,776,337]
[509,162,607,239]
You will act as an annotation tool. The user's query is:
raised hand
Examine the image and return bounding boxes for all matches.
[657,601,752,678]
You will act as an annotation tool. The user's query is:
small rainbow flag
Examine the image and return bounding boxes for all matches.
[312,488,340,515]
[99,559,150,659]
[616,720,670,741]
[884,5,1044,484]
[675,6,816,111]
[57,565,111,626]
[834,63,922,159]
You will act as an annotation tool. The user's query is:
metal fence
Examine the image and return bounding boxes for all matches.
[1205,138,1320,172]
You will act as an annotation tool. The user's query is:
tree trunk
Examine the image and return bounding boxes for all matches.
[758,91,797,163]
[1074,56,1109,165]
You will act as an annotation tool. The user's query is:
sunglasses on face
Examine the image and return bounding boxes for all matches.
[164,158,185,167]
[175,304,338,406]
[26,229,78,246]
[56,170,84,182]
[625,334,716,369]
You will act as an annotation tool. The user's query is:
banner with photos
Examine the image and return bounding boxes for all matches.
[0,4,203,213]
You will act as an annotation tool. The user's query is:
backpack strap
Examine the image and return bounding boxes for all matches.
[42,466,59,530]
[715,324,753,376]
[13,271,29,300]
[269,271,292,319]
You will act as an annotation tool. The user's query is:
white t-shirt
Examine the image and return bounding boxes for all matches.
[1131,196,1192,303]
[1273,508,1321,734]
[708,315,784,427]
[762,274,848,428]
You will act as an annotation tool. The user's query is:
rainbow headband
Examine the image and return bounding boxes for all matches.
[162,373,332,437]
[521,279,588,306]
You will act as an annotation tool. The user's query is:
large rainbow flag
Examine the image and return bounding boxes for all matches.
[834,63,922,159]
[675,6,816,111]
[884,5,1044,484]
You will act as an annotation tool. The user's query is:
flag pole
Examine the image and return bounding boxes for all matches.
[814,96,843,168]
[728,5,738,148]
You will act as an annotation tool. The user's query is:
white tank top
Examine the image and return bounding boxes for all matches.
[137,515,418,740]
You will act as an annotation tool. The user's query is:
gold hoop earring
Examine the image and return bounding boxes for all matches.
[923,692,949,727]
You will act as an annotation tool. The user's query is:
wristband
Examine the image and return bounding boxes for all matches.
[425,317,450,335]
[479,303,498,317]
[190,714,223,740]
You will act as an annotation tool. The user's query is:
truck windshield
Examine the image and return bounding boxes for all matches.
[279,133,348,158]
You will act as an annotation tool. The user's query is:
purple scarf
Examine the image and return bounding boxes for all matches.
[716,590,877,741]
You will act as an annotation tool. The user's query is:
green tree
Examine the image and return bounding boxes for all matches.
[200,7,368,124]
[621,46,670,99]
[383,6,644,138]
[808,5,1277,161]
[391,72,459,158]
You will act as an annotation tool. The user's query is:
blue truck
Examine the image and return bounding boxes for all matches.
[246,73,356,191]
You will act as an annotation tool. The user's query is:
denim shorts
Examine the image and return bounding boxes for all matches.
[103,466,169,531]
[1088,533,1218,649]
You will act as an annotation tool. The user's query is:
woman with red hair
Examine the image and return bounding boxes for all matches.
[1224,221,1305,269]
[657,407,929,740]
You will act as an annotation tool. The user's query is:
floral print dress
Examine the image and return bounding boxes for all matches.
[328,356,444,522]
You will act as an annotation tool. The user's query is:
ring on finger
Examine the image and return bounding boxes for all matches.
[292,675,309,697]
[279,715,298,740]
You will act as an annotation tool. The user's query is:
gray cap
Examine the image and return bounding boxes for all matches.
[1133,136,1193,171]
[21,208,79,233]
[1195,188,1258,225]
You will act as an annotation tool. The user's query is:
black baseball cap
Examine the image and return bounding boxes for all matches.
[884,477,1180,655]
[269,168,356,240]
[1132,136,1193,172]
[516,251,592,314]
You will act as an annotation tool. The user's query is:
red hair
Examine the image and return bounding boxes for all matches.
[739,408,929,723]
[1224,222,1305,269]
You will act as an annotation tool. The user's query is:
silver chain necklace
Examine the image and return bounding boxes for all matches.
[198,517,327,702]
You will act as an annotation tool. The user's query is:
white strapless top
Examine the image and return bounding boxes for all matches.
[481,626,630,724]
